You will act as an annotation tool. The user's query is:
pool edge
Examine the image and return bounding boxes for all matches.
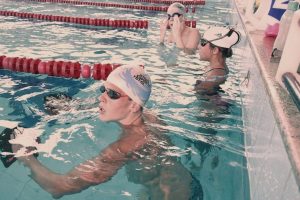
[234,0,300,191]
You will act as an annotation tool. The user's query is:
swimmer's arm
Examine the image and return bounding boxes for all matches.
[173,33,185,49]
[194,79,220,92]
[144,111,167,126]
[188,29,201,49]
[183,30,200,55]
[171,16,185,49]
[143,111,169,134]
[14,135,145,199]
[182,48,197,55]
[195,70,227,92]
[160,19,169,44]
[174,27,200,54]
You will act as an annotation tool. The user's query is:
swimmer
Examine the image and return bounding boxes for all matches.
[44,92,98,116]
[44,93,72,115]
[195,26,240,94]
[11,65,203,199]
[160,2,200,54]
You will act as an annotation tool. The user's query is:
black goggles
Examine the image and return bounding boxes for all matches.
[100,85,127,100]
[200,39,209,47]
[167,13,182,20]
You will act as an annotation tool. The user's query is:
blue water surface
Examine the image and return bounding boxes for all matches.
[0,0,250,199]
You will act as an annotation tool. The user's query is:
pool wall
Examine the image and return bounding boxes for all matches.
[235,0,300,199]
[242,48,299,199]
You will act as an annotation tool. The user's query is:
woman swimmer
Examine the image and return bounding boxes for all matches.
[195,26,240,94]
[160,2,200,54]
[11,65,203,199]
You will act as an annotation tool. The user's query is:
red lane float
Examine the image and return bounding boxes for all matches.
[0,56,6,69]
[119,0,205,5]
[0,55,121,81]
[192,7,196,13]
[82,64,91,78]
[185,20,197,28]
[0,10,148,29]
[92,63,122,80]
[26,0,169,12]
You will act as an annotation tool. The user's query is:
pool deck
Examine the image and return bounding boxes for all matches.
[234,0,300,190]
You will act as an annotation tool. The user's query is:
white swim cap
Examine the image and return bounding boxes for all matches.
[106,65,152,106]
[203,26,240,49]
[168,2,185,15]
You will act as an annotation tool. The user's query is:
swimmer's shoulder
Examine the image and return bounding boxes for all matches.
[187,27,200,38]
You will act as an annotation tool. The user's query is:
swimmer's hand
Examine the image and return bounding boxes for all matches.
[10,130,38,164]
[172,16,185,49]
[172,16,184,40]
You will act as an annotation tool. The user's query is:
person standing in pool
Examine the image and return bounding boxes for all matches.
[160,2,200,54]
[195,26,241,94]
[11,65,203,199]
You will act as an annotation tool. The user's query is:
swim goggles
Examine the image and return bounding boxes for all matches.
[167,13,182,20]
[100,85,127,100]
[200,39,209,47]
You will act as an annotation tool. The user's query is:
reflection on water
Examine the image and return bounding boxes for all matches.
[0,0,249,199]
[185,92,232,166]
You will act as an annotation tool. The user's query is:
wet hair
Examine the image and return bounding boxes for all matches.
[209,43,233,58]
[44,93,72,115]
[219,48,233,58]
[169,2,185,15]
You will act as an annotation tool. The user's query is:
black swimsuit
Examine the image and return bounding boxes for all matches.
[199,67,228,76]
[196,67,228,85]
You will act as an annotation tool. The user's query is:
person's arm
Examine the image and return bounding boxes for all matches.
[171,16,185,49]
[194,73,226,93]
[183,29,200,54]
[160,19,169,44]
[12,132,146,199]
[195,79,219,92]
[172,17,200,54]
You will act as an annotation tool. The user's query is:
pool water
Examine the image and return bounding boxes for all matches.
[0,0,250,199]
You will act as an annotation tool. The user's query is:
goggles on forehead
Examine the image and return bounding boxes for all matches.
[100,85,127,100]
[167,13,182,20]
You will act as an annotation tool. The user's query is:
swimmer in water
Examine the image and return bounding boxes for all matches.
[195,26,240,95]
[11,65,203,199]
[44,93,72,115]
[160,2,200,54]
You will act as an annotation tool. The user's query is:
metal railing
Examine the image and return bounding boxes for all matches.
[282,72,300,111]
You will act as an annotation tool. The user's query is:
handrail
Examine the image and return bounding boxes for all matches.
[282,72,300,111]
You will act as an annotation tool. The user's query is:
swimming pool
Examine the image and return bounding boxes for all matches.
[0,0,250,199]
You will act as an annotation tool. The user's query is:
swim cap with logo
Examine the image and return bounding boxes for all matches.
[106,65,152,106]
[203,26,240,49]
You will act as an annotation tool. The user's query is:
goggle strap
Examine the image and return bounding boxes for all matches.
[207,28,240,48]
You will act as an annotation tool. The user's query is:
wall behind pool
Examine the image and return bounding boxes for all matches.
[241,45,300,199]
